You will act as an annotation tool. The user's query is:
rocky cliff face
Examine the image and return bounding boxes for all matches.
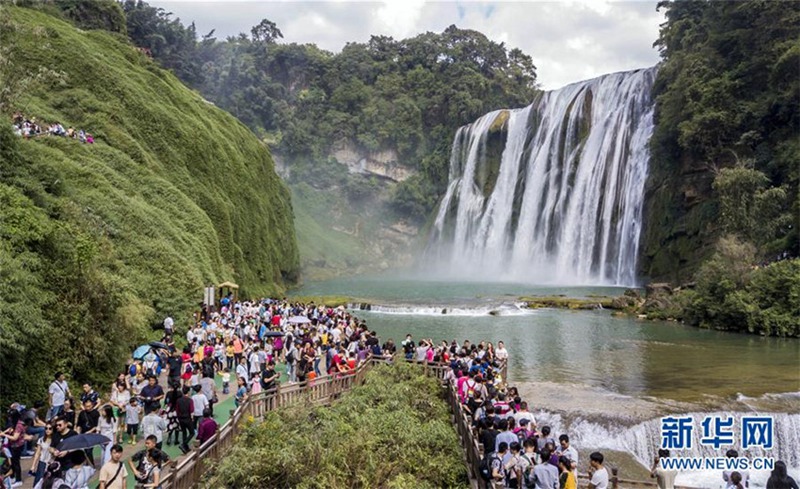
[331,141,414,182]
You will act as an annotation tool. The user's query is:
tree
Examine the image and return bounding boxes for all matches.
[250,18,282,44]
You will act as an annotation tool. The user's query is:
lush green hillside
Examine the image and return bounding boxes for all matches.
[642,0,799,283]
[0,6,298,406]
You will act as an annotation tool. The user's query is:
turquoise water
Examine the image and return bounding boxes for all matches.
[291,277,800,403]
[293,274,629,304]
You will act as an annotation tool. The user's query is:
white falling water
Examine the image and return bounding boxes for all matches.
[428,67,657,286]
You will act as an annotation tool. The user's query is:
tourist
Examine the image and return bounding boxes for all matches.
[767,461,799,489]
[61,398,77,430]
[556,435,578,476]
[97,405,118,465]
[200,373,216,416]
[30,422,53,487]
[514,418,534,445]
[513,401,535,428]
[533,447,559,489]
[588,452,609,489]
[80,383,100,408]
[196,409,218,445]
[129,438,163,488]
[140,376,165,414]
[496,341,509,362]
[2,408,28,487]
[491,441,508,489]
[723,450,750,488]
[50,416,78,469]
[110,383,131,443]
[495,418,517,453]
[47,372,71,421]
[537,426,556,453]
[174,387,195,454]
[518,437,537,488]
[650,448,677,489]
[61,451,95,489]
[98,444,127,489]
[286,341,299,382]
[503,441,523,488]
[141,407,167,451]
[190,385,209,431]
[727,472,745,489]
[236,357,249,385]
[167,350,183,387]
[558,455,578,489]
[125,397,141,445]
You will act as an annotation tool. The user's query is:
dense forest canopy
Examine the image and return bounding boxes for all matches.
[642,0,799,336]
[119,0,539,218]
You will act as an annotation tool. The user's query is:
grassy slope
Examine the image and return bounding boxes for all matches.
[0,7,298,404]
[7,7,299,299]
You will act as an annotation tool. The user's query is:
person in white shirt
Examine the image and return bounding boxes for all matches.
[513,401,536,428]
[495,341,509,361]
[589,451,609,489]
[141,407,168,450]
[190,386,209,431]
[650,449,678,489]
[47,372,70,421]
[557,434,578,477]
[236,357,249,384]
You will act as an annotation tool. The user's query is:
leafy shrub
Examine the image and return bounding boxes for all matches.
[207,362,468,489]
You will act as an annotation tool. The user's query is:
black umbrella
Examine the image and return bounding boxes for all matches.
[262,331,285,337]
[149,341,169,350]
[56,434,112,452]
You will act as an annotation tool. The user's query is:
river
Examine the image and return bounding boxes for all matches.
[292,275,800,487]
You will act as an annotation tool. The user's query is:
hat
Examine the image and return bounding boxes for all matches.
[519,418,530,426]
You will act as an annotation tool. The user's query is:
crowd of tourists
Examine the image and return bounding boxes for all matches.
[11,112,95,143]
[0,295,385,489]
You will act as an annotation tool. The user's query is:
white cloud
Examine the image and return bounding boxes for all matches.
[152,1,665,90]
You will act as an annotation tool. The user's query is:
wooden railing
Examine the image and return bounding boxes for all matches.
[157,357,697,489]
[158,358,375,488]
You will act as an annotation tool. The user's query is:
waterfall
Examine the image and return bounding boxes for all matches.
[428,67,657,286]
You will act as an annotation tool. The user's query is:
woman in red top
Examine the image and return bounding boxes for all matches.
[180,347,193,383]
[2,409,28,484]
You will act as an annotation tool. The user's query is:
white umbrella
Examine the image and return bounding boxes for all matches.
[288,315,311,324]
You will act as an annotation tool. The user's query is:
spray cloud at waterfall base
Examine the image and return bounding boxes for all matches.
[426,67,657,287]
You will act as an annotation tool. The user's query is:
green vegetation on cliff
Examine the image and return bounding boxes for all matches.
[0,6,299,406]
[637,0,800,336]
[207,362,468,489]
[643,0,799,282]
[112,0,538,275]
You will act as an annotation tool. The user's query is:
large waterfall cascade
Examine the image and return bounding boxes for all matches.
[428,67,658,286]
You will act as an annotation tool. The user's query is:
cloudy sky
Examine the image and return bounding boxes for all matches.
[152,0,665,90]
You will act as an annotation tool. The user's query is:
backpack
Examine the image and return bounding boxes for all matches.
[478,451,500,482]
[521,454,536,489]
[286,349,295,364]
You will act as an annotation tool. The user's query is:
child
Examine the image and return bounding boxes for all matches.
[220,368,231,395]
[125,397,141,445]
